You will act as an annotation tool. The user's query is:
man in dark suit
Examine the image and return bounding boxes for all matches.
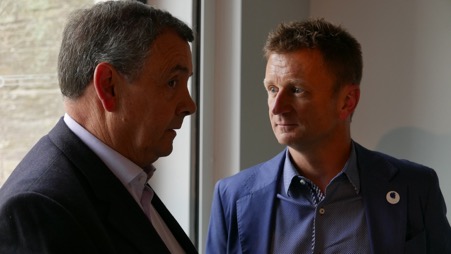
[206,18,451,253]
[0,1,198,253]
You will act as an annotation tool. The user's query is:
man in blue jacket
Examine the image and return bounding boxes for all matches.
[206,18,451,254]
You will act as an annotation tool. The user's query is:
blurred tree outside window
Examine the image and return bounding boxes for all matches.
[0,0,93,185]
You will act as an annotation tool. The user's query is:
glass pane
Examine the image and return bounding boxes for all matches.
[0,0,93,185]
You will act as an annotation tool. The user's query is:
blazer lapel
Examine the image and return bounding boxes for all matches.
[151,192,198,254]
[236,151,285,253]
[356,143,407,254]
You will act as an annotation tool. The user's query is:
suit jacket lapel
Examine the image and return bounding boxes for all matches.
[355,143,407,254]
[236,150,285,253]
[49,118,170,253]
[151,192,198,254]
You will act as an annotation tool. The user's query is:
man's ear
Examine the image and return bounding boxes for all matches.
[339,85,360,120]
[93,62,117,112]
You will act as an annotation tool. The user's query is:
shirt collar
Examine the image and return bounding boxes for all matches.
[282,142,360,195]
[282,150,299,196]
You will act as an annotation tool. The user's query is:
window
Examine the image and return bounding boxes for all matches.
[0,0,94,184]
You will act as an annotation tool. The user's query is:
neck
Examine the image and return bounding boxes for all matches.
[64,93,112,147]
[288,138,352,193]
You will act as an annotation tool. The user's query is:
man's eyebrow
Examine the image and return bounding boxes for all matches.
[285,78,303,85]
[263,79,304,86]
[170,65,192,76]
[263,79,272,86]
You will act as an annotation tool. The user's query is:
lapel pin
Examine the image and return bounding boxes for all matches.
[386,191,400,205]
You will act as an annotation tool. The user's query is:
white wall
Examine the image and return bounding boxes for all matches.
[198,1,242,252]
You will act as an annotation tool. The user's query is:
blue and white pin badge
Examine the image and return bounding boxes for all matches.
[386,191,400,205]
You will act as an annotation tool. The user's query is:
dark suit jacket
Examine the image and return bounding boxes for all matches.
[206,142,451,254]
[0,118,197,254]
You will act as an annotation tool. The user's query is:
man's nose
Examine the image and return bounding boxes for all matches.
[179,88,196,116]
[270,91,290,115]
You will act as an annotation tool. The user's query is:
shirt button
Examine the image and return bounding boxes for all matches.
[319,207,325,215]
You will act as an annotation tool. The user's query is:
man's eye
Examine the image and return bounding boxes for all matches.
[293,87,303,93]
[168,80,177,88]
[268,86,278,93]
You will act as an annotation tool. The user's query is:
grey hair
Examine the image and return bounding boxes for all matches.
[58,0,194,99]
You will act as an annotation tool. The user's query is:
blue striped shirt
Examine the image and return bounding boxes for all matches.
[271,144,370,254]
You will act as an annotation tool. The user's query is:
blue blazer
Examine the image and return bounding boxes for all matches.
[206,143,451,254]
[0,118,197,254]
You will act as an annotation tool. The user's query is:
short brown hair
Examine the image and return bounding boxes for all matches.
[264,18,362,89]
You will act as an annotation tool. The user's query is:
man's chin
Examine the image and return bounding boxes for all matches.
[275,133,296,145]
[159,146,174,157]
[159,141,175,156]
